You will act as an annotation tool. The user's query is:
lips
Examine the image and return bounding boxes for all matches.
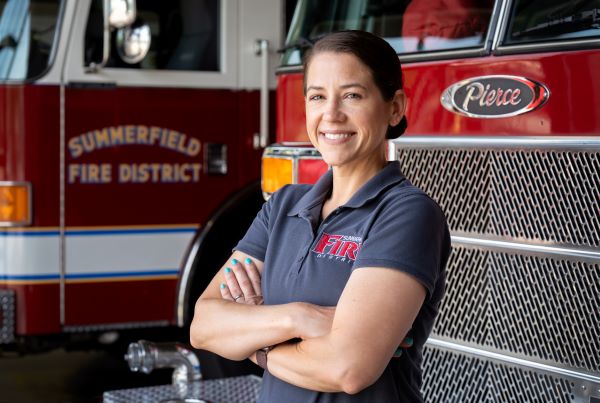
[319,130,356,144]
[323,132,354,140]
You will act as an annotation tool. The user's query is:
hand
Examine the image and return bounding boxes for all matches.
[220,257,264,305]
[293,303,335,340]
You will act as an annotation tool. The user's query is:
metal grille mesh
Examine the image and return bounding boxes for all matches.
[0,289,15,344]
[103,375,261,403]
[397,148,600,247]
[422,346,573,403]
[433,245,600,373]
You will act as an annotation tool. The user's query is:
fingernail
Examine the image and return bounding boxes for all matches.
[231,258,238,265]
[225,268,231,273]
[220,283,226,289]
[244,258,252,265]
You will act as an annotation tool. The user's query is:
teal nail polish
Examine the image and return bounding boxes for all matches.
[220,283,226,289]
[225,267,231,273]
[231,258,238,265]
[400,336,413,348]
[245,258,252,265]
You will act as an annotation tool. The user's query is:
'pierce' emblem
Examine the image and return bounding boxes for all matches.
[441,75,550,119]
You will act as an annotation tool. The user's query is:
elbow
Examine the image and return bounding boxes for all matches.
[189,299,212,350]
[189,303,247,361]
[340,371,375,395]
[334,359,379,395]
[189,317,206,350]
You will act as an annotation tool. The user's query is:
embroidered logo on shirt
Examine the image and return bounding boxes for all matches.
[312,233,363,262]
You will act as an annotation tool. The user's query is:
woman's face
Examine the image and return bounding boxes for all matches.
[304,52,404,170]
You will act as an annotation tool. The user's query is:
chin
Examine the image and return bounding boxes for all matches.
[320,155,346,167]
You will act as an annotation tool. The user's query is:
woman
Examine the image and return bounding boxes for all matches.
[190,30,450,402]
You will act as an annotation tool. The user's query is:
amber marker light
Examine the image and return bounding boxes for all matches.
[0,182,32,226]
[261,157,293,197]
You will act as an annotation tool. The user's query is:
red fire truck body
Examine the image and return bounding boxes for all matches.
[0,0,285,346]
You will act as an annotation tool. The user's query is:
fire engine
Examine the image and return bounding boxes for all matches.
[4,0,600,401]
[0,0,290,366]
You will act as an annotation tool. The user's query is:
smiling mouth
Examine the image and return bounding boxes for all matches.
[319,132,356,141]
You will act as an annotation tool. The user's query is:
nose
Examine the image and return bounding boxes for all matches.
[323,98,345,122]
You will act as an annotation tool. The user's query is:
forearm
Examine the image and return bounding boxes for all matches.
[190,298,297,360]
[254,333,377,394]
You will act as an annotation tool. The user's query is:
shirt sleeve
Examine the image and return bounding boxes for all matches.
[232,189,277,262]
[352,193,449,298]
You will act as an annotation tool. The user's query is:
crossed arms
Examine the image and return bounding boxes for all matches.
[189,249,426,394]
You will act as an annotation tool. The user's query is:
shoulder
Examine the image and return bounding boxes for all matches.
[384,181,442,211]
[377,181,448,229]
[264,183,313,217]
[269,183,312,206]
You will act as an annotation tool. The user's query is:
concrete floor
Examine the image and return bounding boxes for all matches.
[0,348,171,403]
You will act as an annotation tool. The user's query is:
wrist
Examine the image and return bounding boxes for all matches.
[256,345,274,370]
[286,302,307,338]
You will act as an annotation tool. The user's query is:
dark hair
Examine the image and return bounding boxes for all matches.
[303,30,407,138]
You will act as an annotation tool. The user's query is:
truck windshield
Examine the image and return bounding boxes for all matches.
[0,0,62,81]
[505,0,600,44]
[281,0,494,66]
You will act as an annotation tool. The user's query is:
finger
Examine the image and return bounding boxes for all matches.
[243,295,264,305]
[219,282,234,301]
[243,257,262,296]
[224,267,244,302]
[230,258,256,299]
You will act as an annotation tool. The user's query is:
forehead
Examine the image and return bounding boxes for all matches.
[306,51,374,86]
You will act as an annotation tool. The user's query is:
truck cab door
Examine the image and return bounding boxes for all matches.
[60,0,282,328]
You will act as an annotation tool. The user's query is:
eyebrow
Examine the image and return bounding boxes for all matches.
[306,83,368,92]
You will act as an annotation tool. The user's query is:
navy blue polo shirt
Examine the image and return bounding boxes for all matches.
[234,161,450,403]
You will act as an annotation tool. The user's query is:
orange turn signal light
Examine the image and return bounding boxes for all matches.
[261,157,293,196]
[0,183,31,226]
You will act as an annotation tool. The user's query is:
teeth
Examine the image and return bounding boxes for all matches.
[322,133,353,140]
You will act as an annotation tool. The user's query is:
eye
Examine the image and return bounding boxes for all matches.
[344,92,362,100]
[308,94,324,101]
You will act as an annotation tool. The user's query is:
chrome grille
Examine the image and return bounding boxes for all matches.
[103,375,261,403]
[433,245,600,373]
[422,346,573,403]
[396,147,600,247]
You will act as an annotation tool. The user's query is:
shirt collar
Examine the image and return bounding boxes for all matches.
[287,161,406,217]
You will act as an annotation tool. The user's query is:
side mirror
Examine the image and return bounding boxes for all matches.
[109,0,136,28]
[116,22,151,64]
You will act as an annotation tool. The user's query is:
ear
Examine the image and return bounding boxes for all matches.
[389,89,407,127]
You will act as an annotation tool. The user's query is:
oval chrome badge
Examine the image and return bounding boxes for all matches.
[441,75,550,119]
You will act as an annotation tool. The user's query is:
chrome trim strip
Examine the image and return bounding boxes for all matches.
[482,0,502,52]
[292,158,298,184]
[392,136,600,150]
[451,235,600,262]
[496,38,600,55]
[265,143,314,148]
[264,145,321,157]
[427,337,600,384]
[492,0,512,50]
[45,0,68,80]
[176,232,201,327]
[0,181,32,227]
[397,48,487,64]
[63,320,170,333]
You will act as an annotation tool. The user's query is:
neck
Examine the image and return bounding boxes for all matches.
[328,153,387,208]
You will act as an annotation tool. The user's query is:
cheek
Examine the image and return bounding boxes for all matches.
[305,107,319,131]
